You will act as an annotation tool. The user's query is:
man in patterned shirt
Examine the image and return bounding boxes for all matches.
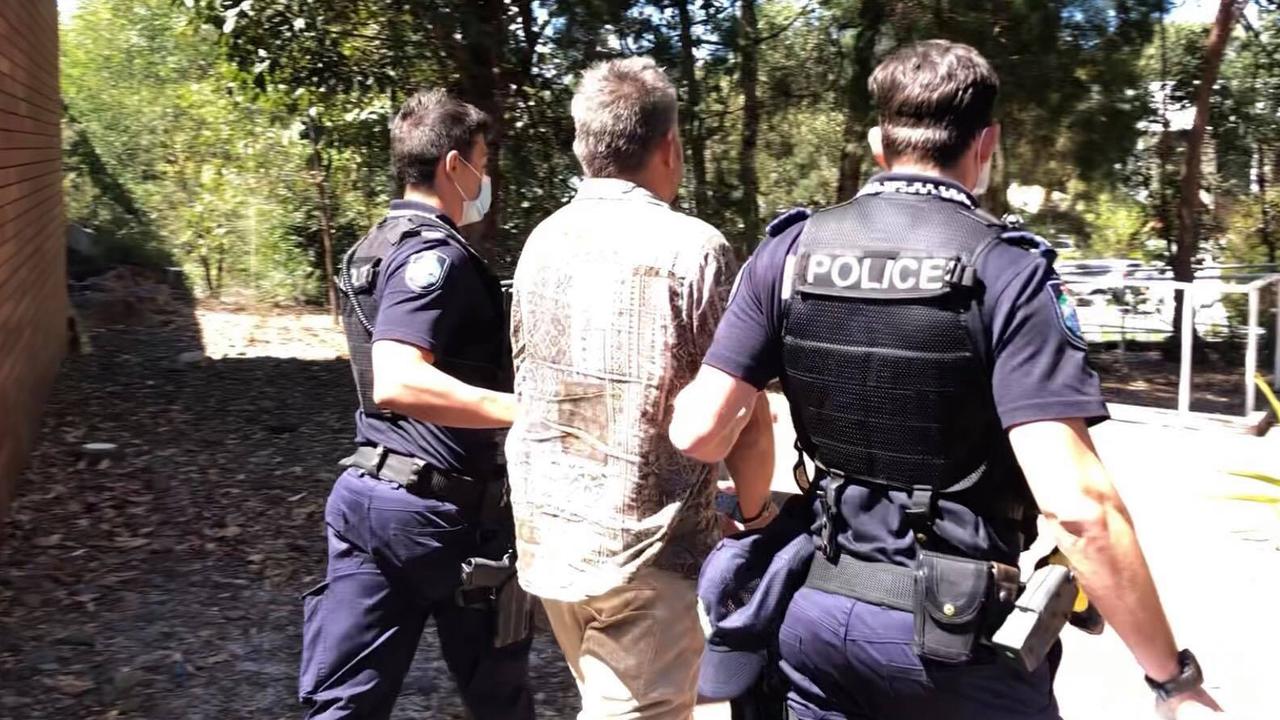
[505,57,776,720]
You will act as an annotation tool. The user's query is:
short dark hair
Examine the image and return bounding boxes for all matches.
[868,40,999,168]
[571,57,679,178]
[390,89,491,188]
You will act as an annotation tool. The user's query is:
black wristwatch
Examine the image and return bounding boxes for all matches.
[1145,649,1203,702]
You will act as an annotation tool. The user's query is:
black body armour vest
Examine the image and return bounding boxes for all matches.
[782,183,1037,552]
[338,211,512,421]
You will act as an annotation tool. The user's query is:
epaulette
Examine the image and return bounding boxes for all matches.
[765,207,811,238]
[410,227,452,246]
[998,229,1057,262]
[970,207,1005,227]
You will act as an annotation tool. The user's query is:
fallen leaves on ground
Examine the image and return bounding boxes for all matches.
[0,303,575,719]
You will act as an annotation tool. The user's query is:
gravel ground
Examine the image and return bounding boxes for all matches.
[0,304,578,719]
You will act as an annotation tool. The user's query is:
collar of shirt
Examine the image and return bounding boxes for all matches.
[573,177,670,208]
[858,171,979,211]
[387,198,461,231]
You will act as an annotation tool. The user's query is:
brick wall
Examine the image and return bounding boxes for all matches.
[0,0,65,521]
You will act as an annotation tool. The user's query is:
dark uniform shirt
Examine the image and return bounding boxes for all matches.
[353,199,507,480]
[703,172,1110,566]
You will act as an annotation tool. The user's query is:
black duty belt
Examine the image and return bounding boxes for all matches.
[805,553,917,612]
[340,445,487,510]
[805,551,1020,613]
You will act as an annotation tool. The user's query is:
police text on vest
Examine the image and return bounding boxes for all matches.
[804,254,948,291]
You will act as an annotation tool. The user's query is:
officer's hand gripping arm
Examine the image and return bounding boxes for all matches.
[372,339,517,428]
[1009,418,1218,713]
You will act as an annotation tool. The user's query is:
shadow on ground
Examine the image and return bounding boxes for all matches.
[1093,348,1270,416]
[0,309,576,718]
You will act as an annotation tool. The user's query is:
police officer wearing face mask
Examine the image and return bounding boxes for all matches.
[298,89,534,720]
[670,41,1222,720]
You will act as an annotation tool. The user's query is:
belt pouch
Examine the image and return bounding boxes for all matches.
[912,551,991,663]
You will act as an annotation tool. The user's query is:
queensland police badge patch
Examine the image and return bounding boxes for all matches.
[404,250,450,294]
[1046,280,1087,349]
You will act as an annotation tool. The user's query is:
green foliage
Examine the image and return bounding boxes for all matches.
[63,0,322,303]
[753,4,846,217]
[1078,188,1160,260]
[59,0,1280,300]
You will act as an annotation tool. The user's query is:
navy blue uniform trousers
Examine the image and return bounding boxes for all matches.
[779,588,1061,720]
[299,469,533,719]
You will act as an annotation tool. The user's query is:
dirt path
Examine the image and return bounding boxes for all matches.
[0,312,576,719]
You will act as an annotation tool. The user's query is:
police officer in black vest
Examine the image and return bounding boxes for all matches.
[670,41,1221,720]
[298,89,533,720]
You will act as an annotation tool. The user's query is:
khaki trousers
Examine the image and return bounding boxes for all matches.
[541,568,705,720]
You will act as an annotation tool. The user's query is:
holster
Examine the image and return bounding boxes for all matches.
[455,468,534,648]
[912,551,1019,664]
[989,563,1078,671]
[458,551,535,648]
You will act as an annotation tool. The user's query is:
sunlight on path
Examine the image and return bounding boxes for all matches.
[196,308,347,361]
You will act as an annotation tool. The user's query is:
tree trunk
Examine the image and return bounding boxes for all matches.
[215,248,225,297]
[1173,0,1245,336]
[675,0,709,217]
[984,140,1011,217]
[515,0,538,82]
[1260,141,1274,265]
[1157,3,1175,259]
[308,122,338,319]
[738,0,761,251]
[387,0,406,200]
[835,0,886,202]
[448,0,506,263]
[199,253,216,298]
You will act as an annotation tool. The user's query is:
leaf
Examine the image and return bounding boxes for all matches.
[1228,470,1280,489]
[1224,493,1280,505]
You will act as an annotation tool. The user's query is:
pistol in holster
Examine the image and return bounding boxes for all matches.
[456,473,535,648]
[457,550,535,648]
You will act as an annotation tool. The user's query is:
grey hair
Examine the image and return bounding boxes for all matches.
[571,57,679,178]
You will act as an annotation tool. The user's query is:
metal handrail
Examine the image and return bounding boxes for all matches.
[1061,273,1280,416]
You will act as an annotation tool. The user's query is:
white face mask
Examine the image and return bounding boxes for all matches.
[452,158,492,226]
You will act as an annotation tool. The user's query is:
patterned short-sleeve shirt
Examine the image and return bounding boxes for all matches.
[506,178,736,602]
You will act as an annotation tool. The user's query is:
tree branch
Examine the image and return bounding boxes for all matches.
[756,0,819,44]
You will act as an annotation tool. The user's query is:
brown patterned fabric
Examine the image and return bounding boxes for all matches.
[506,178,736,602]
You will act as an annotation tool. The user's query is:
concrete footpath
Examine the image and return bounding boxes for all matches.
[760,395,1277,720]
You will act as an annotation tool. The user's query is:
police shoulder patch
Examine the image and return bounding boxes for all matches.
[1046,279,1087,349]
[765,207,811,238]
[404,249,450,294]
